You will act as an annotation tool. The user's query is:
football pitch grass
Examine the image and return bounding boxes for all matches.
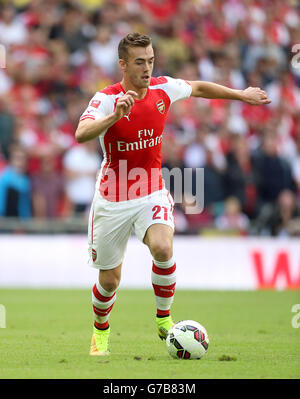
[0,289,299,379]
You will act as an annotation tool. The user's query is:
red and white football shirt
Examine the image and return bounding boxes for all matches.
[80,76,192,201]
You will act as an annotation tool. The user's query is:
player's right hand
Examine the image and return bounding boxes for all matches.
[114,90,138,120]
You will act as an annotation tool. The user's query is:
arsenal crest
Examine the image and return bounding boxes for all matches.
[92,248,97,262]
[156,99,165,114]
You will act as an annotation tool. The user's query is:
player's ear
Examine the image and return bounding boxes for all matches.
[119,58,127,72]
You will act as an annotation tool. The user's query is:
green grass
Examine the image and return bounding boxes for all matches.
[0,289,299,379]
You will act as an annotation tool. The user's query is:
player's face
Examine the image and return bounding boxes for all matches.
[122,45,154,89]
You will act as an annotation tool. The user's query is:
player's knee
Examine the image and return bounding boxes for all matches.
[100,278,119,293]
[150,241,173,261]
[99,271,120,292]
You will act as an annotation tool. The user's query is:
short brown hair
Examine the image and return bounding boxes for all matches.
[118,32,152,61]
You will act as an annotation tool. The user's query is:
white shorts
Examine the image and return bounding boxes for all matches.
[88,187,174,270]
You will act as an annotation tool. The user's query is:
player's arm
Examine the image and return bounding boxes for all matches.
[187,81,271,105]
[75,90,138,143]
[75,113,119,143]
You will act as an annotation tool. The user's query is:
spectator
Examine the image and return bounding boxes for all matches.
[252,130,295,207]
[291,132,300,200]
[215,196,250,234]
[18,113,70,175]
[48,4,89,54]
[203,146,226,207]
[31,155,65,219]
[0,98,15,160]
[0,145,31,219]
[0,69,13,96]
[0,4,28,47]
[139,0,181,24]
[63,140,101,217]
[253,189,300,236]
[224,134,257,217]
[88,26,119,77]
[178,193,214,234]
[265,70,300,113]
[184,125,226,207]
[0,145,7,172]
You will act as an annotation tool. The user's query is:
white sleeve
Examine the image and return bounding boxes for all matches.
[79,92,112,122]
[164,76,192,104]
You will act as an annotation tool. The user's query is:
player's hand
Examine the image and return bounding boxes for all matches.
[241,87,272,105]
[114,90,138,120]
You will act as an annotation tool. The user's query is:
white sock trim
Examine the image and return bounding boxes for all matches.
[153,255,175,269]
[92,293,116,308]
[151,271,176,286]
[96,281,116,297]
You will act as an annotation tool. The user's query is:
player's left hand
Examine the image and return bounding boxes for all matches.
[241,87,272,105]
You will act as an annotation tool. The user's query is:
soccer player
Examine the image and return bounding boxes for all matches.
[75,33,271,356]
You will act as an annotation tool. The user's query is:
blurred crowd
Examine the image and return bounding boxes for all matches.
[1,0,300,236]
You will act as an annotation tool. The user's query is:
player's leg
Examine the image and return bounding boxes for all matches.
[143,223,173,261]
[88,191,133,356]
[90,265,122,356]
[92,265,122,330]
[134,188,176,340]
[143,223,176,339]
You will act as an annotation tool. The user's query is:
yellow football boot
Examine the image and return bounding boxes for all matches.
[89,326,110,356]
[156,316,174,340]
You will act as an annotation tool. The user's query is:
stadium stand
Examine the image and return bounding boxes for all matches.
[0,0,300,236]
